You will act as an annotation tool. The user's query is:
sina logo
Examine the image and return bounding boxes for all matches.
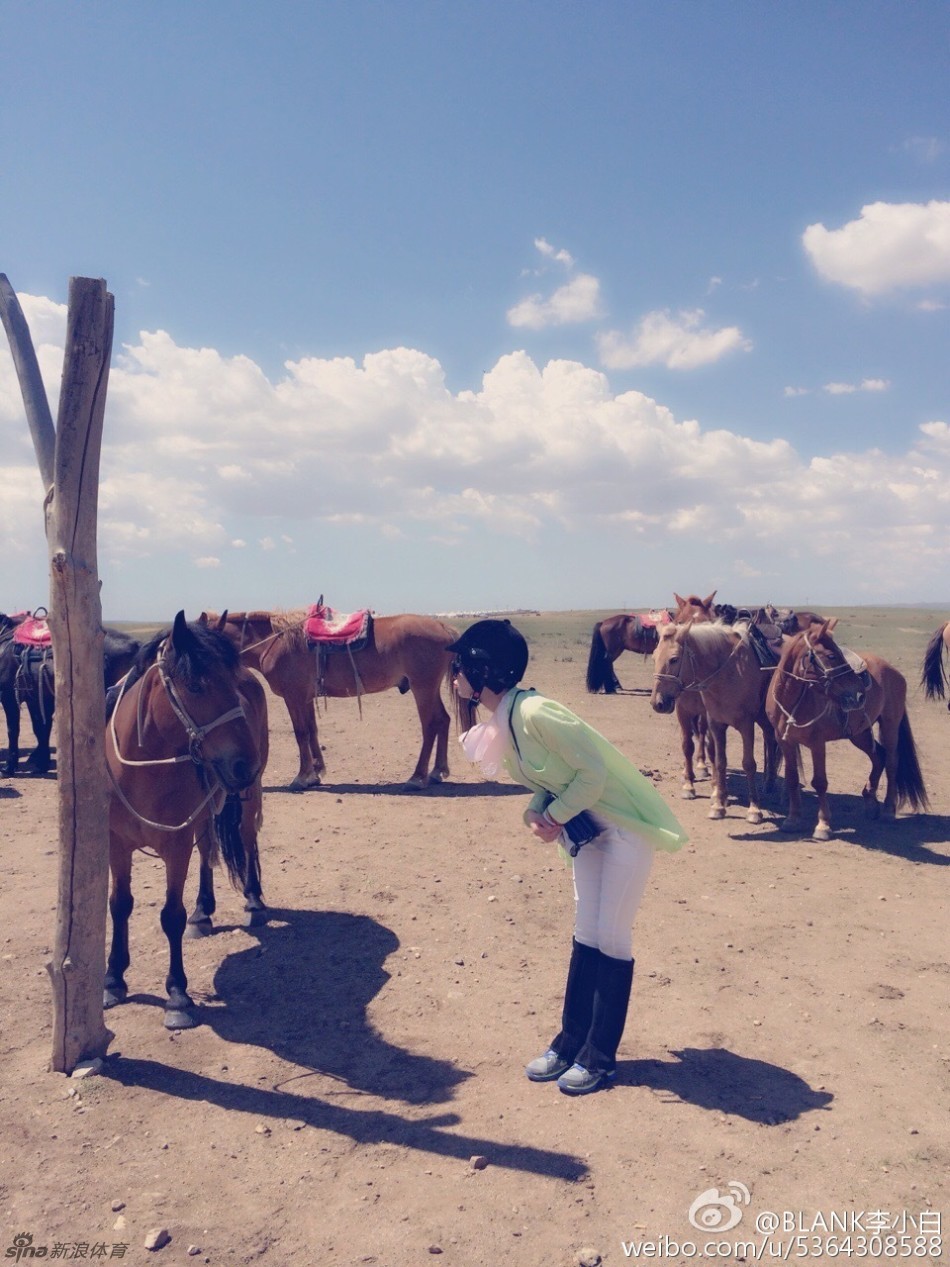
[5,1235,48,1262]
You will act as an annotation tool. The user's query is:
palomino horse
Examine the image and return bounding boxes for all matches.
[104,612,268,1029]
[921,620,950,708]
[652,619,778,823]
[767,619,928,841]
[207,610,459,791]
[586,611,670,693]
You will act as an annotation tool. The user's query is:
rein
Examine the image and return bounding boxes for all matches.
[108,643,246,833]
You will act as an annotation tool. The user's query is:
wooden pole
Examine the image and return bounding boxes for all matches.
[0,274,114,1071]
[0,274,55,491]
[46,277,115,1071]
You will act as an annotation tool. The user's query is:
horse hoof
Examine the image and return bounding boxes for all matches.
[780,818,800,834]
[103,987,127,1009]
[812,827,832,842]
[402,777,428,792]
[164,1009,197,1030]
[428,770,444,784]
[680,787,696,800]
[707,807,726,820]
[244,906,268,928]
[746,809,763,825]
[290,774,321,791]
[184,919,214,940]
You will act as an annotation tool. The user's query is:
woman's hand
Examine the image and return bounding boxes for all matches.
[525,810,562,843]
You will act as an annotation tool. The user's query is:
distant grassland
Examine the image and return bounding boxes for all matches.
[106,606,949,687]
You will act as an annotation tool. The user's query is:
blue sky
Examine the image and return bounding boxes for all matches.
[1,2,948,620]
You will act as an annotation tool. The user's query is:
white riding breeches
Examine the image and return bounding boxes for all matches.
[570,819,654,960]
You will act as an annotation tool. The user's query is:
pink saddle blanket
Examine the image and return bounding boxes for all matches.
[639,609,672,628]
[304,602,372,648]
[13,611,52,648]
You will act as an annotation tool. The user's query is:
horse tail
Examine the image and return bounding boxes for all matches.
[920,622,948,699]
[894,712,930,813]
[214,793,248,891]
[586,623,615,693]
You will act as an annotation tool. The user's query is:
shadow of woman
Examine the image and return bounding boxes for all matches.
[622,1047,833,1124]
[201,907,469,1107]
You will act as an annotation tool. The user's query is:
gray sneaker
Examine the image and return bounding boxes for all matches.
[557,1062,615,1095]
[525,1048,572,1082]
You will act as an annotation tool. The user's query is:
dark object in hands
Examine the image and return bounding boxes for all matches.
[541,794,600,856]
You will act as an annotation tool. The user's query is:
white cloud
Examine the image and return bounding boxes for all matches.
[784,386,810,398]
[597,308,752,370]
[507,274,603,330]
[902,136,944,164]
[534,237,574,268]
[5,294,950,612]
[823,378,891,395]
[803,200,950,295]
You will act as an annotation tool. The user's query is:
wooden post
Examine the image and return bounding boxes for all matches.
[0,274,114,1071]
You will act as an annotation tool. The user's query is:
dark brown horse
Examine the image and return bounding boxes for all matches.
[206,609,458,790]
[921,620,950,708]
[766,619,928,841]
[104,612,268,1029]
[586,611,670,693]
[652,618,778,823]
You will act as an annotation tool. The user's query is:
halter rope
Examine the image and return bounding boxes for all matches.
[772,630,867,739]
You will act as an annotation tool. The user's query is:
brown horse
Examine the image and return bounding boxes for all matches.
[766,620,928,841]
[921,620,950,708]
[668,592,718,798]
[652,619,778,823]
[586,612,669,693]
[207,609,458,791]
[104,612,268,1029]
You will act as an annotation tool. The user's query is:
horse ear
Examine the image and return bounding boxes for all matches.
[825,616,838,633]
[171,610,191,652]
[215,610,228,632]
[703,590,717,608]
[673,592,686,609]
[197,611,210,626]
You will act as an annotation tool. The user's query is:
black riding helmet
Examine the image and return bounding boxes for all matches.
[446,619,529,697]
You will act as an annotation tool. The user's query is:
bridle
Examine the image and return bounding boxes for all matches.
[107,641,248,832]
[653,630,744,697]
[772,629,867,739]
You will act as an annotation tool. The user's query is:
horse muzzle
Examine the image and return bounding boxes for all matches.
[651,692,677,715]
[211,754,261,792]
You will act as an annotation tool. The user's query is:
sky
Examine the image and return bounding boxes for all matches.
[1,2,948,621]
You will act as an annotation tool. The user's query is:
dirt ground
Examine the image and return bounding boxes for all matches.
[0,608,948,1267]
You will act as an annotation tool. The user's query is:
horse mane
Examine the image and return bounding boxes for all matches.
[686,622,745,652]
[119,620,240,698]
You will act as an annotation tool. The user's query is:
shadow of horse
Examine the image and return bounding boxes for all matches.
[622,1047,833,1124]
[104,904,587,1182]
[727,781,950,863]
[199,908,466,1106]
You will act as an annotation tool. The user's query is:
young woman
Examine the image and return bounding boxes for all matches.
[447,619,687,1096]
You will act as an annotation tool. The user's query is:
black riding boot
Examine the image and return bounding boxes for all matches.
[525,938,600,1081]
[558,953,634,1095]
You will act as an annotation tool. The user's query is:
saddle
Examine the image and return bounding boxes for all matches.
[304,598,373,711]
[303,598,372,651]
[13,608,52,649]
[640,609,672,628]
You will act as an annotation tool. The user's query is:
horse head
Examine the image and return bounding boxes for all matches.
[789,618,868,711]
[651,622,693,714]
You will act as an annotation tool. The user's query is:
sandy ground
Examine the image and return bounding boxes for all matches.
[0,608,948,1267]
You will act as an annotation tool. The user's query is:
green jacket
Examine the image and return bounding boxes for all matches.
[502,689,688,853]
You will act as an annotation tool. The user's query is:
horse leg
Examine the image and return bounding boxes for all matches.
[241,780,268,927]
[309,699,326,777]
[1,687,19,775]
[851,727,885,820]
[161,846,197,1029]
[104,842,133,1008]
[707,720,728,819]
[286,693,322,790]
[760,716,779,795]
[738,720,763,824]
[678,710,698,799]
[809,744,833,841]
[24,690,53,775]
[404,683,449,790]
[696,713,712,780]
[778,740,804,832]
[186,824,216,939]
